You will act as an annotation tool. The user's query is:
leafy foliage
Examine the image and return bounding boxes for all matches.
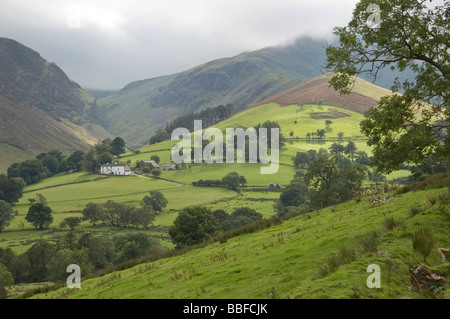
[169,206,220,249]
[141,190,168,214]
[326,0,450,173]
[0,200,14,232]
[25,203,53,230]
[305,156,367,208]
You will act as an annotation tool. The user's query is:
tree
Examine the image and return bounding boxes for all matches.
[0,263,14,287]
[97,152,113,165]
[0,174,24,205]
[47,248,93,283]
[111,137,126,157]
[355,151,371,165]
[76,233,113,270]
[337,132,344,141]
[230,207,263,228]
[344,141,358,162]
[222,172,241,191]
[129,206,155,229]
[25,240,56,282]
[305,156,367,208]
[95,138,112,155]
[329,143,345,157]
[149,128,171,145]
[316,129,326,139]
[325,120,333,128]
[141,190,168,214]
[101,200,122,227]
[26,203,53,229]
[0,201,14,233]
[212,209,235,232]
[35,193,47,204]
[67,150,85,172]
[114,233,159,263]
[60,217,81,230]
[239,175,247,187]
[279,181,309,209]
[292,152,312,169]
[40,154,59,175]
[82,202,104,226]
[8,160,47,185]
[169,206,219,248]
[326,0,449,173]
[80,148,99,175]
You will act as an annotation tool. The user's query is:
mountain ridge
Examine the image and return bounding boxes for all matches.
[98,37,329,148]
[0,37,111,173]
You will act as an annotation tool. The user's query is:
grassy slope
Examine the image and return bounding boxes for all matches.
[0,99,411,253]
[29,186,450,299]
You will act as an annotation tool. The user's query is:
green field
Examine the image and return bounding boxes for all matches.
[0,101,411,254]
[1,100,424,300]
[27,186,450,299]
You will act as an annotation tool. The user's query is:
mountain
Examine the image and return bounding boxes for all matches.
[98,36,412,150]
[98,37,329,149]
[0,38,111,173]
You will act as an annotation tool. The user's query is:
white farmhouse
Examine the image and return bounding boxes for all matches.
[100,163,131,176]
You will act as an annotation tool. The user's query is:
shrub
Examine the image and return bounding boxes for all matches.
[412,226,436,263]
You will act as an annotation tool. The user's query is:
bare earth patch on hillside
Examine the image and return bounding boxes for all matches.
[252,76,378,114]
[310,108,351,119]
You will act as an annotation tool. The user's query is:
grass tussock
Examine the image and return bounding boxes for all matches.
[315,246,356,278]
[412,226,436,263]
[383,217,404,231]
[359,231,381,254]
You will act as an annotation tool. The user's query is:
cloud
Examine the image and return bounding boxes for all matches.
[0,0,359,89]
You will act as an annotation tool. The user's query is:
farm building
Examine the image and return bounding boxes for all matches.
[101,163,131,176]
[160,164,177,171]
[136,160,160,170]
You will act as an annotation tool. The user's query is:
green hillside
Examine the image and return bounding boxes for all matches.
[0,78,423,299]
[0,95,410,257]
[97,37,328,149]
[27,183,450,299]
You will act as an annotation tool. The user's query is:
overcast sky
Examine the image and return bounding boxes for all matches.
[0,0,360,89]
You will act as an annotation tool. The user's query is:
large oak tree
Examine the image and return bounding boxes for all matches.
[326,0,449,173]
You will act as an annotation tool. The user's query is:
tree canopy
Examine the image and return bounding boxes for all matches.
[169,206,219,248]
[0,200,14,232]
[25,203,53,229]
[141,190,168,214]
[326,0,449,173]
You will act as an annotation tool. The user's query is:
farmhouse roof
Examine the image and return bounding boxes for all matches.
[141,160,160,167]
[101,163,130,169]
